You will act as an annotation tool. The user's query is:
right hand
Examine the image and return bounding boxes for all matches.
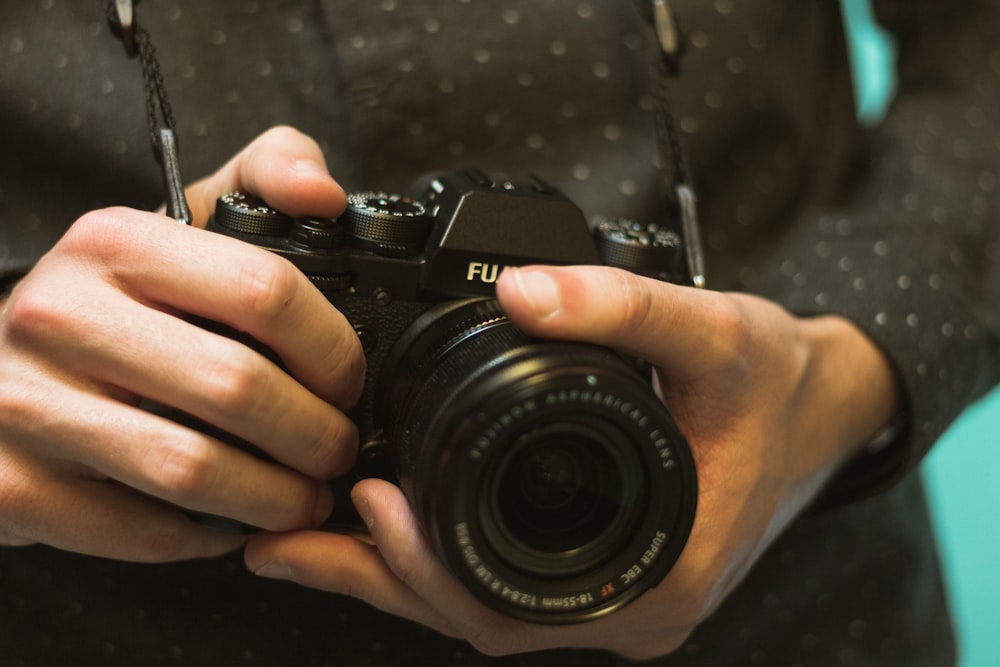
[0,127,364,562]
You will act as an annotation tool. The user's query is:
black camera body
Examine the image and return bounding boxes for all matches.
[206,169,697,625]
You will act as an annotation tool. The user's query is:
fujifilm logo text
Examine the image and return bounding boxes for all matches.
[466,261,516,284]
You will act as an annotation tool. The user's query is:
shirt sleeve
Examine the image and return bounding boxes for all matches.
[744,0,1000,504]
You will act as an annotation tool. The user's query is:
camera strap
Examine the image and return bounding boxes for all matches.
[634,0,706,288]
[101,0,704,286]
[106,0,192,225]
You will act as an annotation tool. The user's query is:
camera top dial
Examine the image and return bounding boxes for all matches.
[593,216,687,283]
[344,192,431,257]
[214,192,293,237]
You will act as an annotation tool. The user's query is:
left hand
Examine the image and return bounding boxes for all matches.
[244,265,900,660]
[0,127,358,561]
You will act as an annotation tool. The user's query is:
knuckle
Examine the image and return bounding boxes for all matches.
[237,473,319,531]
[308,317,367,408]
[200,346,273,419]
[235,255,303,325]
[3,282,74,346]
[0,383,39,440]
[3,210,144,346]
[271,484,321,528]
[145,438,220,506]
[610,270,656,335]
[61,207,138,263]
[702,296,753,363]
[307,416,357,478]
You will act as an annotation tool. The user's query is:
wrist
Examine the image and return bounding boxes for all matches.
[790,315,903,494]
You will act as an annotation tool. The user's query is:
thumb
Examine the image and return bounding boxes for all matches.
[184,126,347,227]
[495,265,736,374]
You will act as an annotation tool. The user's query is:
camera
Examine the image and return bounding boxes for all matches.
[203,168,697,624]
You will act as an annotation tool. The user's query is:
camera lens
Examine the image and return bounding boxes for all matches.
[379,298,697,624]
[499,425,619,550]
[487,420,642,576]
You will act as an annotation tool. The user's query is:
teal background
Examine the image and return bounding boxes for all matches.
[923,392,1000,667]
[841,2,1000,664]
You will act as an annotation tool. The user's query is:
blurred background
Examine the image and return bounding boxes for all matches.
[923,391,1000,667]
[842,2,1000,665]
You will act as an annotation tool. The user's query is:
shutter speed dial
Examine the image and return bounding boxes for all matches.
[344,192,431,257]
[214,192,293,237]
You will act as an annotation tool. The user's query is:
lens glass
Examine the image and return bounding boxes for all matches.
[495,423,624,554]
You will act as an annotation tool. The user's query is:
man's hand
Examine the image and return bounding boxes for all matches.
[244,264,900,660]
[0,127,364,562]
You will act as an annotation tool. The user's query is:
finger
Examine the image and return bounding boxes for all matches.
[0,449,246,561]
[2,376,334,532]
[244,529,461,640]
[347,480,560,655]
[54,208,366,410]
[21,282,357,479]
[496,265,748,379]
[184,126,347,227]
[354,479,692,659]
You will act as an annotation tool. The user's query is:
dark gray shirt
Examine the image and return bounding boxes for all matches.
[1,1,998,665]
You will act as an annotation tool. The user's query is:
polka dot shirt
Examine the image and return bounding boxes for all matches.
[0,1,997,665]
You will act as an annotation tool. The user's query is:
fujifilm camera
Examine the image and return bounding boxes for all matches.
[203,168,697,624]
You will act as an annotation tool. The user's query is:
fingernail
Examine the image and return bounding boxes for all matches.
[510,268,562,320]
[359,497,375,530]
[254,561,296,581]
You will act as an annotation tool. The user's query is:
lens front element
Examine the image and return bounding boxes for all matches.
[489,419,644,577]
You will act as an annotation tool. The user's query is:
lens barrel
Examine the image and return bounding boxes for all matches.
[379,299,696,624]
